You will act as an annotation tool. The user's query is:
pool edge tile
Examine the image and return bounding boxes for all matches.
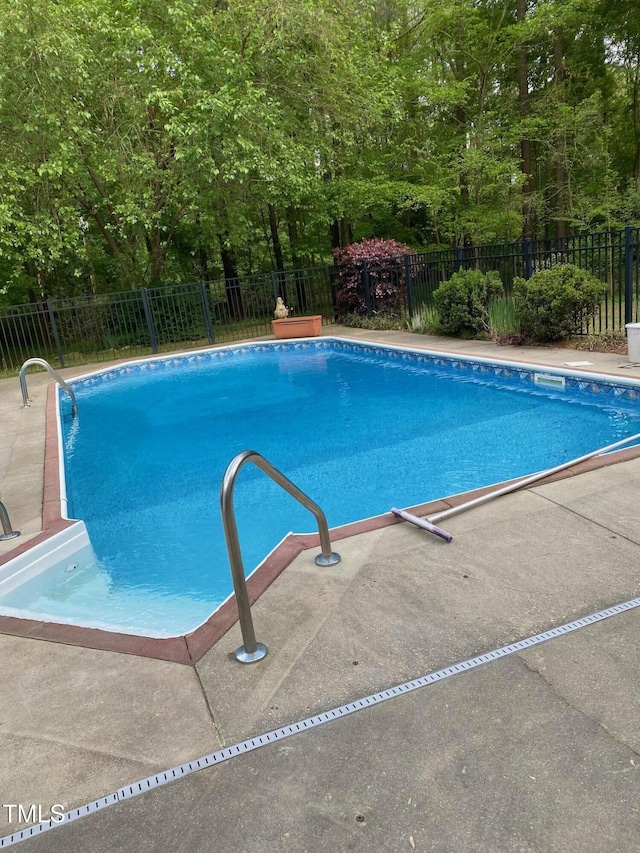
[0,615,45,637]
[22,622,193,665]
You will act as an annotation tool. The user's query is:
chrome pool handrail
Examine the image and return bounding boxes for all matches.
[19,358,78,417]
[0,501,19,540]
[220,450,341,664]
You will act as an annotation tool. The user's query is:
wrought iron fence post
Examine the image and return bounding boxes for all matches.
[270,271,279,303]
[45,299,65,368]
[403,254,414,319]
[362,259,372,317]
[329,266,338,318]
[199,281,216,345]
[523,238,532,280]
[140,287,159,353]
[624,226,634,326]
[454,246,464,272]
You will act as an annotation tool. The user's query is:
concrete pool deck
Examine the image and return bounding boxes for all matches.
[2,329,640,850]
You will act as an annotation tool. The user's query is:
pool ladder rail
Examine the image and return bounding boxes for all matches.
[0,501,19,540]
[221,450,341,664]
[19,357,78,418]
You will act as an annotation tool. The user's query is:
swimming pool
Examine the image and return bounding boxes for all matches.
[2,338,640,637]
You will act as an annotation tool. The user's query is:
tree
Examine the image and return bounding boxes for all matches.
[1,0,639,303]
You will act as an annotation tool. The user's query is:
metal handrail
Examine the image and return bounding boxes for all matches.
[19,358,78,417]
[0,501,20,540]
[220,449,341,664]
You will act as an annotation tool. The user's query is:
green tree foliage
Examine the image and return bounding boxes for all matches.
[0,0,639,300]
[0,0,391,295]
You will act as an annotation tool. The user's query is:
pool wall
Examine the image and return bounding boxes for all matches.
[0,521,91,598]
[59,337,640,402]
[2,336,640,664]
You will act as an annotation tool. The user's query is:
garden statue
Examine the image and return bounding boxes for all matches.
[274,297,289,319]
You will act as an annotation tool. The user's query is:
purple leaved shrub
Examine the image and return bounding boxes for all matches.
[333,238,414,318]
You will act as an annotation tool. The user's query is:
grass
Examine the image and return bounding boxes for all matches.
[488,296,520,342]
[407,303,439,334]
[341,312,408,331]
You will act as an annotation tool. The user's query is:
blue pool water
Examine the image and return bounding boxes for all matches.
[3,339,640,636]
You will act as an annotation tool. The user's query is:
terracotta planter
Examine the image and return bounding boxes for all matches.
[271,315,323,339]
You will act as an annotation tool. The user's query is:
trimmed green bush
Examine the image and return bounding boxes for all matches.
[433,269,504,335]
[513,264,606,341]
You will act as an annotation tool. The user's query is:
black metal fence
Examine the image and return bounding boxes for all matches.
[1,227,639,374]
[0,266,338,373]
[358,227,640,335]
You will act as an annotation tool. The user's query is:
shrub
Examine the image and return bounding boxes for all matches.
[333,238,414,318]
[513,264,606,341]
[433,269,504,335]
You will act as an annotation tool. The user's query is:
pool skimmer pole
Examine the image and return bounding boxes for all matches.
[390,507,453,542]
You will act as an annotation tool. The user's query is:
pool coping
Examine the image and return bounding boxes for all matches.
[2,337,640,665]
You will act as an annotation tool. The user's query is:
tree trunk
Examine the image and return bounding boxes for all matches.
[148,230,165,287]
[329,220,340,250]
[287,209,307,311]
[268,204,285,271]
[195,213,210,281]
[218,235,244,320]
[329,218,353,249]
[286,208,302,268]
[633,68,640,187]
[553,30,568,239]
[517,0,534,239]
[454,49,470,244]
